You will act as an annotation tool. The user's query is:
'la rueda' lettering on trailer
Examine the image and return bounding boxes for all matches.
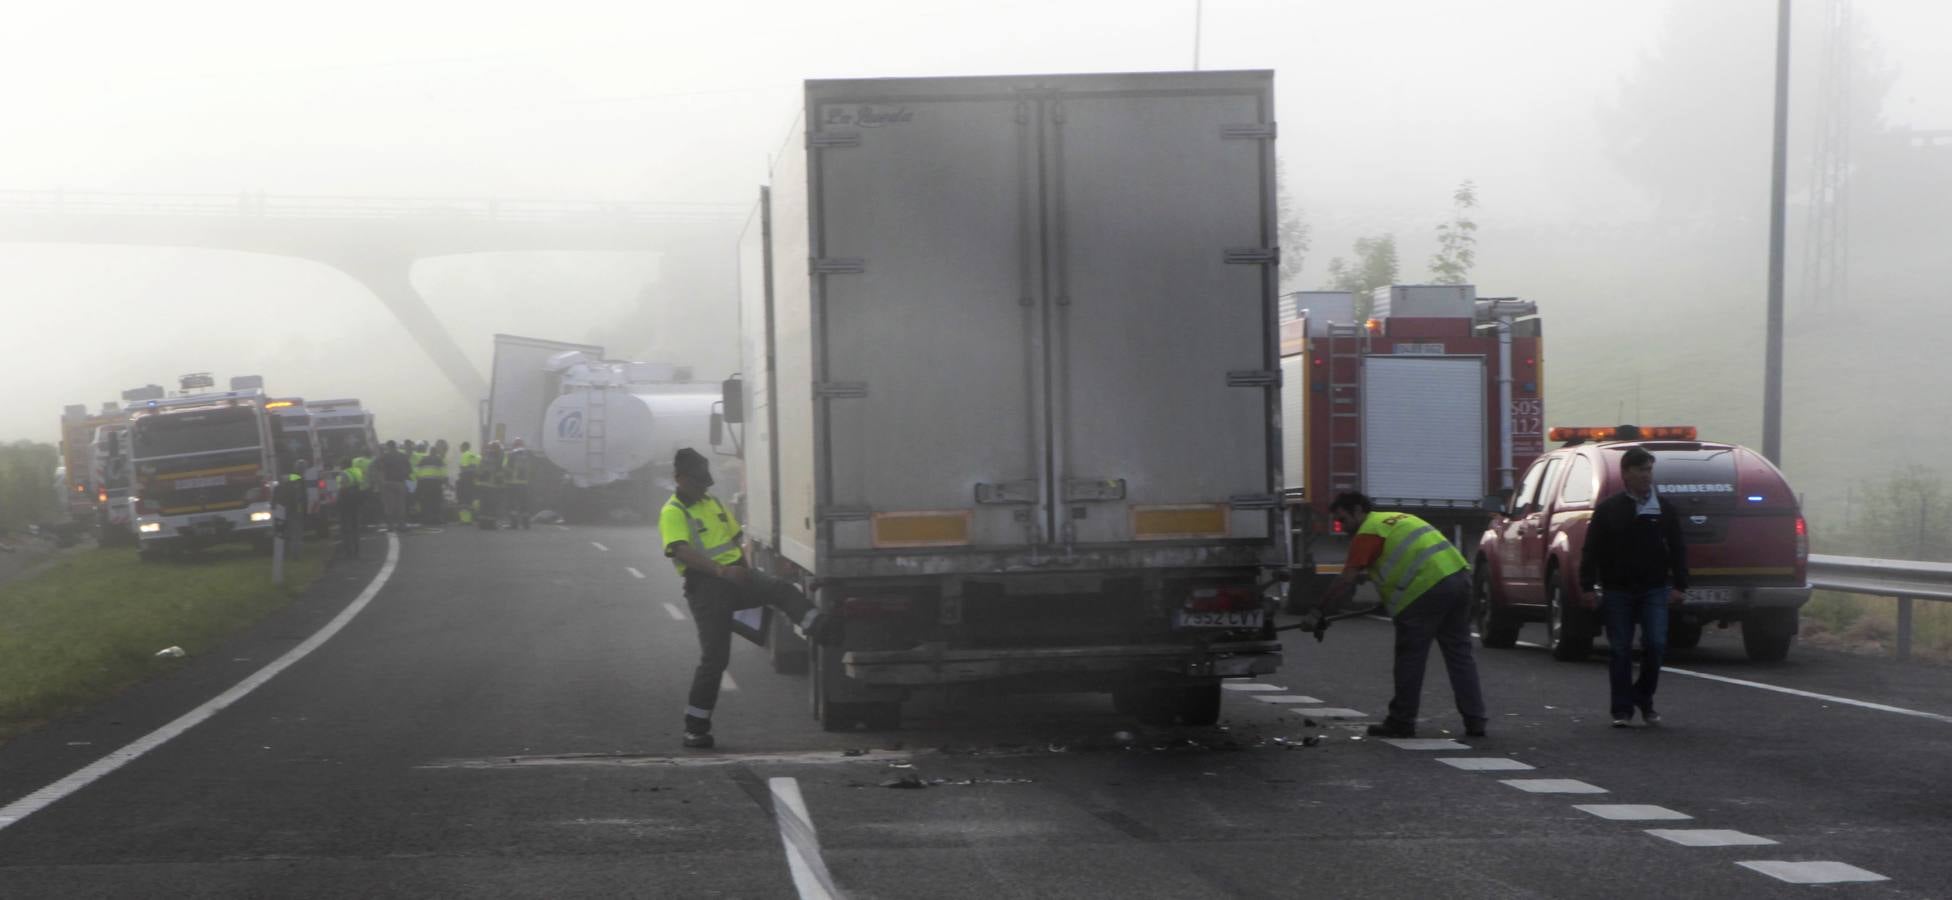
[822,105,914,127]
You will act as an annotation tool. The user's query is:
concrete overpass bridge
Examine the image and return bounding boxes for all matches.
[0,189,746,401]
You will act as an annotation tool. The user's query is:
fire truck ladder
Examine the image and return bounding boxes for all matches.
[584,387,609,480]
[1324,321,1367,497]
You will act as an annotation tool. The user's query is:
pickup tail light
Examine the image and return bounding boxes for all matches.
[840,595,913,618]
[1794,516,1808,566]
[1185,585,1259,612]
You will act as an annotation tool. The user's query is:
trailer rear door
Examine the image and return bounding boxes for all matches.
[1362,355,1487,505]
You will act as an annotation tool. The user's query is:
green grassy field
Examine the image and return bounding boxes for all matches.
[1799,590,1952,663]
[0,544,328,742]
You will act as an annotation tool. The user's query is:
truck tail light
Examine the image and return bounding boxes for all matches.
[1330,518,1344,534]
[98,489,108,504]
[1185,585,1258,612]
[840,595,913,618]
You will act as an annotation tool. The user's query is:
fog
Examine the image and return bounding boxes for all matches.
[3,0,1948,538]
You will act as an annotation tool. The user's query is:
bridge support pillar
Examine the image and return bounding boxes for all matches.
[329,258,487,403]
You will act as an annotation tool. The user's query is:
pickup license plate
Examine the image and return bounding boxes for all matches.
[1686,588,1733,604]
[1174,610,1264,629]
[175,475,227,490]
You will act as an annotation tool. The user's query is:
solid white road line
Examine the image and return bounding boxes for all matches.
[1647,829,1777,847]
[0,533,402,832]
[591,541,609,552]
[625,567,645,579]
[1500,778,1607,794]
[721,671,739,692]
[1437,757,1536,772]
[769,776,847,900]
[1736,861,1888,884]
[1510,639,1952,725]
[663,602,688,621]
[1573,804,1692,821]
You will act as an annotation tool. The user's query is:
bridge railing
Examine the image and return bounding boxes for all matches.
[1807,554,1952,660]
[0,189,743,224]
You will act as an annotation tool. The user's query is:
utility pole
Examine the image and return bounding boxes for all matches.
[1763,0,1792,465]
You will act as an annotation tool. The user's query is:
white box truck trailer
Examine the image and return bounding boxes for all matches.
[730,71,1285,729]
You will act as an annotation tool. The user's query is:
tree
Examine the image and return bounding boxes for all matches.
[1324,235,1398,318]
[1276,159,1311,293]
[1429,179,1478,285]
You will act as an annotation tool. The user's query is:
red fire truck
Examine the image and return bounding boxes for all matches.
[1282,285,1545,608]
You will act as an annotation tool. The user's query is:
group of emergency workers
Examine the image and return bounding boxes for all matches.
[324,435,541,558]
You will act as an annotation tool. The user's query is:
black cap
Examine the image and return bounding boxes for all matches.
[675,448,712,482]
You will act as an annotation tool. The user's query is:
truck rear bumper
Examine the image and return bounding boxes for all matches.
[842,640,1283,686]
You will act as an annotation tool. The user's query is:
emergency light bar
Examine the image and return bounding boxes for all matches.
[1548,425,1698,442]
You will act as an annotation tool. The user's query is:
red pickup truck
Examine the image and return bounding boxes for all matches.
[1472,427,1812,662]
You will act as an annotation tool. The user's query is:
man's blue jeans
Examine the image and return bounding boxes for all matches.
[1602,588,1669,718]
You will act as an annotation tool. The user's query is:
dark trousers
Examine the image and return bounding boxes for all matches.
[1602,588,1669,717]
[684,568,814,733]
[338,490,362,558]
[415,479,445,525]
[1386,571,1488,728]
[507,483,531,528]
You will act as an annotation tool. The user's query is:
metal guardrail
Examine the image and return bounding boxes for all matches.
[0,189,744,224]
[1808,554,1952,660]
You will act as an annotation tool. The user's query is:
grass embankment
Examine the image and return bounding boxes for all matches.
[1800,591,1952,663]
[0,545,328,742]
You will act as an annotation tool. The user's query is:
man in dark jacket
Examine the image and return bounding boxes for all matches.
[1579,446,1689,728]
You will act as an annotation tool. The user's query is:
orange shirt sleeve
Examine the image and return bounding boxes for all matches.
[1344,534,1385,570]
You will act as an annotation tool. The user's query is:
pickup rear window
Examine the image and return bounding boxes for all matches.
[1651,449,1739,497]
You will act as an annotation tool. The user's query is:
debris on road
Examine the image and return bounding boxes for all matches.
[155,646,186,658]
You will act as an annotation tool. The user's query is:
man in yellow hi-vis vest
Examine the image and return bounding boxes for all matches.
[1324,491,1487,739]
[660,448,830,749]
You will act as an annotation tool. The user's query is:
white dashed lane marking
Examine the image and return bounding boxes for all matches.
[591,541,609,552]
[1500,779,1607,794]
[1251,695,1324,705]
[1574,804,1692,821]
[1736,861,1889,885]
[1222,683,1286,692]
[663,602,688,621]
[1648,829,1777,847]
[1292,708,1370,719]
[1437,758,1535,772]
[1381,738,1471,751]
[626,567,645,579]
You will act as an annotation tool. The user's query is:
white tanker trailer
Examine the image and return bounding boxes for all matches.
[535,353,735,521]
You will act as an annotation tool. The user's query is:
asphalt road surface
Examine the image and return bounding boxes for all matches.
[2,524,1948,898]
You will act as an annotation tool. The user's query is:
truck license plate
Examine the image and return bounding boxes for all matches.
[1174,610,1264,629]
[1686,588,1733,604]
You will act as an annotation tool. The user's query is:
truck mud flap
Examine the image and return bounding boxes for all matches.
[841,641,1282,686]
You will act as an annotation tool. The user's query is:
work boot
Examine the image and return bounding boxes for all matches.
[1465,718,1488,738]
[1366,720,1416,739]
[801,610,842,646]
[682,731,715,749]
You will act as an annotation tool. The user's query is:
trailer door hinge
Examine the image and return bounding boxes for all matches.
[811,257,865,275]
[1225,247,1279,266]
[1226,370,1280,388]
[974,480,1039,505]
[1229,494,1281,511]
[808,132,861,149]
[813,381,869,400]
[1221,122,1277,140]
